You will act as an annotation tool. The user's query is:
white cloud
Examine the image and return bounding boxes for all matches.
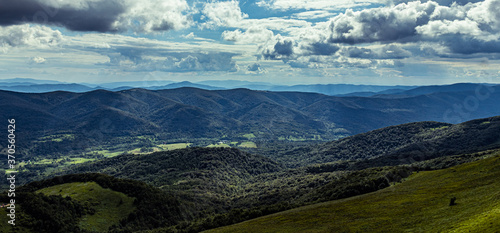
[256,0,380,11]
[247,63,267,73]
[114,0,192,32]
[328,1,439,43]
[292,10,337,20]
[0,24,64,48]
[28,56,47,64]
[416,19,483,37]
[201,0,248,29]
[222,26,274,44]
[182,32,195,39]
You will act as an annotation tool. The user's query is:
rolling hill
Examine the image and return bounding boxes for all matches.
[206,150,500,233]
[0,173,183,233]
[276,116,500,167]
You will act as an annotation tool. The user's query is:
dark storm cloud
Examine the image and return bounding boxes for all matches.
[444,36,500,55]
[0,0,126,32]
[306,42,339,56]
[262,39,294,60]
[262,39,339,61]
[0,0,190,33]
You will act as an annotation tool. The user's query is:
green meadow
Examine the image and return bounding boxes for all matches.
[36,182,135,232]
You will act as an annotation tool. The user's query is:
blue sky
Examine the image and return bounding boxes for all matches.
[0,0,499,85]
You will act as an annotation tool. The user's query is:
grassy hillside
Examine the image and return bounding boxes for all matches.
[36,182,135,232]
[0,173,184,233]
[206,152,500,233]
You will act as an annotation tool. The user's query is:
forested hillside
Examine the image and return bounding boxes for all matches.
[274,116,500,167]
[4,116,498,232]
[2,85,500,161]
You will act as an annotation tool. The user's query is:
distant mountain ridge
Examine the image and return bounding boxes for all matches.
[1,78,417,95]
[1,78,496,98]
[2,85,500,143]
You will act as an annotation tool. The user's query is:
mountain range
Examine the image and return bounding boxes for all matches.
[1,78,416,95]
[2,84,500,141]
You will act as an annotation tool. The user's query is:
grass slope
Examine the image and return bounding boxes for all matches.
[36,182,135,232]
[206,152,500,233]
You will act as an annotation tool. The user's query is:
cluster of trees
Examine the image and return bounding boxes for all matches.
[13,173,184,232]
[2,192,92,233]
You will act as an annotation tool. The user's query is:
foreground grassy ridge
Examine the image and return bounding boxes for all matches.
[207,153,500,233]
[36,182,135,232]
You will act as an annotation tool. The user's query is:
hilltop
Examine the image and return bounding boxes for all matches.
[0,173,183,233]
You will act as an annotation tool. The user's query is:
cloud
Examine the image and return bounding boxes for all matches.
[262,36,295,60]
[323,0,500,55]
[328,1,438,44]
[416,19,483,37]
[342,44,411,59]
[201,0,248,29]
[28,56,47,64]
[0,0,191,33]
[386,0,484,6]
[182,32,195,39]
[222,26,274,44]
[256,0,379,11]
[292,10,337,20]
[302,42,340,56]
[250,0,500,72]
[444,36,500,55]
[99,49,239,72]
[246,63,268,74]
[0,24,63,48]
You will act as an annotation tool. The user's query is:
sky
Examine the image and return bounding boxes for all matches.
[1,0,500,85]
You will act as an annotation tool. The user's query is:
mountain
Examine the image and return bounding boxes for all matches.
[148,81,223,90]
[196,80,272,88]
[276,116,500,167]
[0,78,66,85]
[0,83,95,93]
[336,83,498,98]
[207,151,500,233]
[196,80,416,96]
[96,80,176,89]
[0,81,222,93]
[266,83,416,96]
[3,85,500,159]
[390,83,496,96]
